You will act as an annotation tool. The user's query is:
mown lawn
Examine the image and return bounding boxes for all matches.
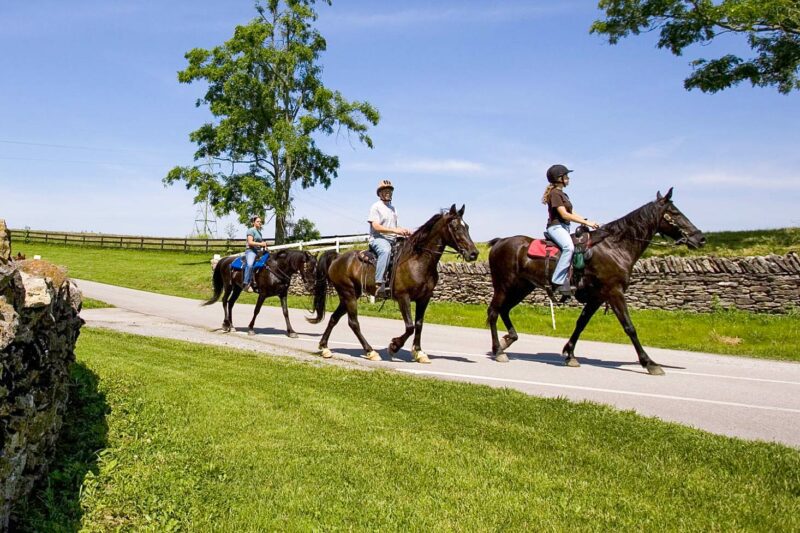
[18,328,800,531]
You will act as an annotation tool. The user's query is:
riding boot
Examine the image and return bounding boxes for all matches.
[376,283,391,299]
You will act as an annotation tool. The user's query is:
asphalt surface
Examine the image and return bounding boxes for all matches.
[76,279,800,448]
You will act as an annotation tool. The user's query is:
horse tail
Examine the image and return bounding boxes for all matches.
[203,257,225,306]
[487,238,501,248]
[306,250,338,324]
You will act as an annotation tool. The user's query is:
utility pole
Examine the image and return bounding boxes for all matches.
[193,157,218,237]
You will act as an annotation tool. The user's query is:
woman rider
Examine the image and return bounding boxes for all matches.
[543,164,600,298]
[243,215,269,291]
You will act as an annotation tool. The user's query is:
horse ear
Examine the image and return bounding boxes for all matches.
[664,187,673,201]
[458,204,465,217]
[656,191,663,200]
[449,204,457,215]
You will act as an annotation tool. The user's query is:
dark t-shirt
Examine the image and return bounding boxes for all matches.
[547,188,573,227]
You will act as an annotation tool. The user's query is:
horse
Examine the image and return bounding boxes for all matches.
[14,252,25,260]
[204,249,317,337]
[486,188,705,375]
[307,204,480,363]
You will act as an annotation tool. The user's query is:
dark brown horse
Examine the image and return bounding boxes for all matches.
[487,189,705,375]
[307,204,479,363]
[204,250,317,337]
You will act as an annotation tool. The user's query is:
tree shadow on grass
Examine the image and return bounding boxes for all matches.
[13,363,109,532]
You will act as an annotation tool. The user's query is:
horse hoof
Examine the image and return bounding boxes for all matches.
[412,349,431,364]
[247,329,255,336]
[565,357,580,368]
[365,350,382,362]
[388,341,400,355]
[320,348,333,359]
[647,364,665,376]
[494,352,509,363]
[288,332,298,339]
[499,336,514,351]
[222,326,231,333]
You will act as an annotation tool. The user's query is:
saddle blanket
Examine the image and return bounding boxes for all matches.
[231,253,270,271]
[527,239,560,259]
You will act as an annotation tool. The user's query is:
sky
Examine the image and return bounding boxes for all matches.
[1,0,798,241]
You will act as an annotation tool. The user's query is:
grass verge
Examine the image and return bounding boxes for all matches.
[17,243,800,361]
[19,328,800,530]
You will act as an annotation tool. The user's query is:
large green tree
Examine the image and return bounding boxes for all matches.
[165,0,379,243]
[592,0,800,93]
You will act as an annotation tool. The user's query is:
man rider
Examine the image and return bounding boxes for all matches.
[367,179,411,297]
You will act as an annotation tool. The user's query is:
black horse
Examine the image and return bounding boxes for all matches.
[204,250,317,337]
[307,205,479,363]
[487,189,705,375]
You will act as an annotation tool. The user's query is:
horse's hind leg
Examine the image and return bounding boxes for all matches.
[247,293,267,336]
[318,301,347,358]
[489,287,527,362]
[221,286,234,332]
[343,296,380,361]
[606,292,664,376]
[562,299,602,367]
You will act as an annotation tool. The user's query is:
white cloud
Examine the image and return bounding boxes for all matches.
[631,137,686,159]
[685,172,800,190]
[347,158,487,175]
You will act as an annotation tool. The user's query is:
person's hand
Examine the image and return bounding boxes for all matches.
[396,227,412,237]
[584,220,600,229]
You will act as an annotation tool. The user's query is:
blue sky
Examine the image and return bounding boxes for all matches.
[1,0,798,240]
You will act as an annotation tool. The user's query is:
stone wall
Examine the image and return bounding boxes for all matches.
[0,219,84,529]
[287,252,800,314]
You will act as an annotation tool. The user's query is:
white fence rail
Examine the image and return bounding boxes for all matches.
[214,234,370,259]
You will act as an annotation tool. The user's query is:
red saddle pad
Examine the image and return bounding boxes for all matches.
[527,239,560,259]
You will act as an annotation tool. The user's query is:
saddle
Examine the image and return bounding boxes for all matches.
[366,238,405,299]
[230,252,270,271]
[528,226,609,302]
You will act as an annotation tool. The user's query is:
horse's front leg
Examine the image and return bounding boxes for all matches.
[247,292,267,336]
[410,297,431,364]
[279,292,298,338]
[562,299,602,367]
[318,300,347,359]
[388,294,414,358]
[607,292,664,375]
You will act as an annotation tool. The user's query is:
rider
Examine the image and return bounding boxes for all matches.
[243,215,269,291]
[368,179,412,297]
[543,164,600,298]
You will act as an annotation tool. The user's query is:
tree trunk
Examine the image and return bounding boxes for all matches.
[275,214,287,245]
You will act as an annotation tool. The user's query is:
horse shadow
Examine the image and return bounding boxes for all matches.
[500,350,685,373]
[12,363,109,531]
[238,326,320,338]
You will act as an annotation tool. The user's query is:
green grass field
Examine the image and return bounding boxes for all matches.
[15,241,800,361]
[18,328,800,531]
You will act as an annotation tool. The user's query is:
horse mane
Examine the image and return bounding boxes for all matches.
[601,200,664,243]
[404,211,446,252]
[280,249,307,271]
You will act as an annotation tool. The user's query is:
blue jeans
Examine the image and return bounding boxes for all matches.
[243,249,257,285]
[369,238,393,284]
[545,223,574,286]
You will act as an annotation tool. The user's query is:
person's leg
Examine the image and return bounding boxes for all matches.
[371,238,392,285]
[243,249,256,286]
[546,224,574,288]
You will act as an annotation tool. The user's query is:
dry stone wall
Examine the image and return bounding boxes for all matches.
[0,219,84,529]
[287,253,800,314]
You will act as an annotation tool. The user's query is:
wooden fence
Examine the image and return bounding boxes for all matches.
[9,228,368,254]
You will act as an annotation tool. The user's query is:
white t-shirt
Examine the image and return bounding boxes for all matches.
[367,200,398,242]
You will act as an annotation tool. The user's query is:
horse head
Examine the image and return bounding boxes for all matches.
[444,204,479,261]
[656,188,706,249]
[300,251,318,292]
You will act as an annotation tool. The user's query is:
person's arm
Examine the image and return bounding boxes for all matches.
[370,220,412,237]
[556,206,600,229]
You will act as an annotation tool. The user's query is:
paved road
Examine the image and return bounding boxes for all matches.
[76,279,800,448]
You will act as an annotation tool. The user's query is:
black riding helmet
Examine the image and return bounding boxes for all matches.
[546,164,572,184]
